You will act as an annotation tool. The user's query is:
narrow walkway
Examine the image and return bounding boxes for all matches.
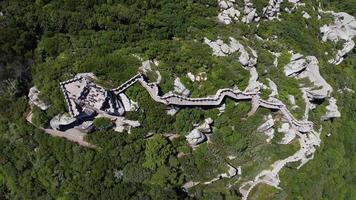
[110,73,314,133]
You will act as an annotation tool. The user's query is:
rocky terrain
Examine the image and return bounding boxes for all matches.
[2,1,355,199]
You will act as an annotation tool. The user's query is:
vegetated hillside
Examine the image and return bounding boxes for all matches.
[0,0,355,199]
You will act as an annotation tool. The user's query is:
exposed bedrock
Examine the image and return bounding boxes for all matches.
[218,0,240,24]
[119,93,139,112]
[139,59,162,84]
[242,0,260,23]
[50,113,77,131]
[284,53,340,120]
[186,118,213,146]
[288,94,299,110]
[257,114,275,142]
[113,117,141,133]
[278,123,297,144]
[263,0,282,20]
[284,53,332,100]
[28,86,50,110]
[267,78,278,97]
[174,77,191,96]
[204,37,257,67]
[320,12,356,65]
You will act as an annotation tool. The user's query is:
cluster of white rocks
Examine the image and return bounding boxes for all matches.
[284,0,305,14]
[337,86,354,94]
[218,0,308,26]
[28,86,50,110]
[242,0,260,24]
[204,37,257,67]
[263,0,282,20]
[244,67,263,93]
[257,114,275,142]
[187,72,207,82]
[218,0,240,24]
[320,12,356,65]
[263,0,307,21]
[186,118,213,146]
[270,51,281,67]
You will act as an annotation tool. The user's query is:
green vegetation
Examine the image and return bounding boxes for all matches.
[0,0,355,199]
[93,117,113,131]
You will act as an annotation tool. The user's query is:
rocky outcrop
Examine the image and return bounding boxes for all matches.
[204,37,257,67]
[284,53,336,120]
[140,60,153,74]
[119,93,139,112]
[186,118,213,146]
[218,0,240,24]
[267,78,278,97]
[263,0,282,20]
[284,53,333,100]
[244,67,262,92]
[302,11,311,19]
[50,113,77,131]
[321,97,341,121]
[320,12,356,65]
[204,37,262,94]
[277,123,297,144]
[218,103,226,115]
[28,86,50,110]
[242,0,260,24]
[288,94,299,110]
[257,114,275,142]
[284,0,305,14]
[166,105,180,116]
[174,77,191,96]
[113,117,140,133]
[270,51,281,67]
[139,60,162,84]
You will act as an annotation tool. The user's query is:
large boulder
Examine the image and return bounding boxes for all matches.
[50,113,77,131]
[174,77,191,96]
[186,118,213,146]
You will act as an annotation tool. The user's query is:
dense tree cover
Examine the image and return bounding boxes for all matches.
[0,0,355,199]
[93,117,113,131]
